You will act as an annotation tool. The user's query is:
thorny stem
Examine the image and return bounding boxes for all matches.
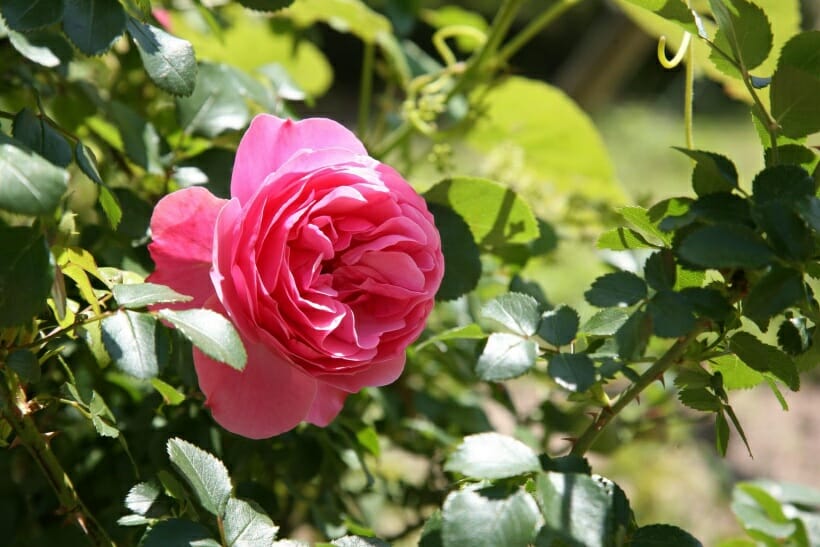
[0,368,114,546]
[570,322,709,456]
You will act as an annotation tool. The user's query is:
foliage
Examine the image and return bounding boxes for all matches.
[0,0,818,546]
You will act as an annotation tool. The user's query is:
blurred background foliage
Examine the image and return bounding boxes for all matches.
[1,0,819,545]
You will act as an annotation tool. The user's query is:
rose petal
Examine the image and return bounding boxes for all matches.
[305,382,348,426]
[316,353,406,392]
[231,115,367,204]
[147,187,226,308]
[194,340,318,439]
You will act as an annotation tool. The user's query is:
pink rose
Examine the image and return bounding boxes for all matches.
[148,115,444,438]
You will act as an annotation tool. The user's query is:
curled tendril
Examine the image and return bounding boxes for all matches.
[657,31,692,69]
[432,25,488,68]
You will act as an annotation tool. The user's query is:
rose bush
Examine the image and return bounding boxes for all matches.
[148,114,444,438]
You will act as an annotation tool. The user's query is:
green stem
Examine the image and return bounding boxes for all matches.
[684,40,695,149]
[570,323,708,456]
[497,0,580,65]
[1,369,114,546]
[358,41,375,143]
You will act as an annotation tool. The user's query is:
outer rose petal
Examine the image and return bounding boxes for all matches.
[316,354,406,392]
[147,187,226,308]
[305,382,348,427]
[231,115,368,204]
[194,340,318,439]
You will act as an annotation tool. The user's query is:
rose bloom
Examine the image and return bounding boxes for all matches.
[148,114,444,438]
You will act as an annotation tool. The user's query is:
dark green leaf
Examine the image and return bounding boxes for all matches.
[237,0,294,10]
[482,293,541,337]
[644,250,676,291]
[113,282,193,309]
[0,227,55,328]
[724,404,753,458]
[223,497,279,546]
[0,134,68,215]
[777,316,811,355]
[674,148,738,196]
[424,177,539,248]
[678,388,722,412]
[680,287,733,321]
[630,524,703,546]
[581,308,629,336]
[419,510,444,547]
[475,333,537,382]
[7,349,40,383]
[157,308,247,371]
[177,63,251,137]
[428,203,481,301]
[533,472,633,547]
[0,0,64,31]
[765,144,819,170]
[75,142,103,184]
[619,0,698,33]
[614,310,652,361]
[108,101,163,174]
[332,537,390,547]
[539,454,591,475]
[708,0,772,75]
[584,271,647,308]
[124,481,162,516]
[771,31,820,139]
[752,165,815,204]
[547,353,596,393]
[12,108,72,167]
[597,227,655,251]
[141,519,216,547]
[648,290,696,338]
[444,432,540,480]
[8,29,72,67]
[729,332,799,390]
[62,0,126,55]
[677,224,774,270]
[538,305,579,347]
[101,310,158,379]
[127,17,197,96]
[716,410,730,456]
[442,486,541,547]
[743,267,804,330]
[167,437,232,517]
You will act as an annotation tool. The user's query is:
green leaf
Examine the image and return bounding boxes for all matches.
[708,0,773,75]
[176,62,251,138]
[771,31,820,139]
[62,0,127,55]
[284,0,390,44]
[709,355,765,390]
[89,390,118,438]
[112,282,193,309]
[442,485,541,547]
[108,100,163,174]
[678,388,722,412]
[584,271,647,308]
[98,185,122,228]
[8,29,72,67]
[777,316,811,355]
[141,519,217,547]
[127,17,197,97]
[644,250,676,291]
[331,537,390,547]
[729,332,799,390]
[223,497,279,546]
[680,288,733,321]
[538,305,580,347]
[547,353,596,393]
[466,77,621,203]
[7,349,41,383]
[614,310,652,360]
[732,483,799,539]
[677,224,774,270]
[754,202,813,262]
[167,437,232,517]
[75,142,103,184]
[482,293,541,337]
[125,481,163,516]
[630,524,703,546]
[597,227,655,251]
[0,134,69,215]
[0,227,55,328]
[618,0,698,33]
[427,203,481,302]
[12,108,72,167]
[716,410,730,456]
[581,308,630,336]
[157,308,247,371]
[533,472,633,547]
[752,164,815,204]
[674,148,738,196]
[150,378,186,406]
[415,324,486,351]
[620,205,671,243]
[424,177,539,249]
[743,267,804,330]
[444,432,540,480]
[648,290,696,338]
[0,0,64,31]
[475,333,537,382]
[101,310,158,379]
[237,0,294,11]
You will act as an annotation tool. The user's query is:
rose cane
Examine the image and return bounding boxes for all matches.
[148,115,444,438]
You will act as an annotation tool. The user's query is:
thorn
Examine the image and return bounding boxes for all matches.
[561,436,578,446]
[657,374,666,388]
[72,511,90,535]
[9,436,22,449]
[42,431,59,446]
